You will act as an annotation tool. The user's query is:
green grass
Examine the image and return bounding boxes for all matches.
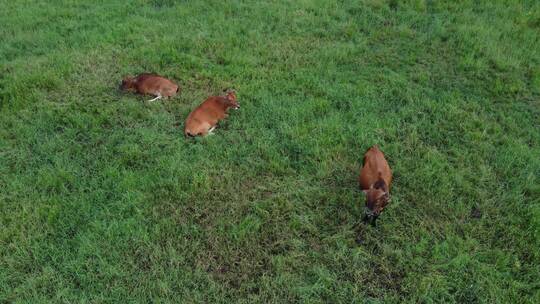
[1,0,539,302]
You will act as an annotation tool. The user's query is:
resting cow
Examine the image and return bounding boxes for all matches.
[184,90,239,137]
[120,73,179,102]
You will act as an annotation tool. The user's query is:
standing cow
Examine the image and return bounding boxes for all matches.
[359,145,393,226]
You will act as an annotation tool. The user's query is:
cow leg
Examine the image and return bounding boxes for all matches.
[148,94,162,102]
[361,214,369,223]
[208,126,216,135]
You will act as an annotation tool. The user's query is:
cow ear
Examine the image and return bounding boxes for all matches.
[362,189,368,195]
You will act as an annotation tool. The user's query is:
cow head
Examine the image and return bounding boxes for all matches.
[224,89,239,110]
[120,76,135,91]
[362,180,390,226]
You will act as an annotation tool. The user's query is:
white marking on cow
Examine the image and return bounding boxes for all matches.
[148,94,162,102]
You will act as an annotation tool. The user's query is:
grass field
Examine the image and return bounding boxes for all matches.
[1,0,539,302]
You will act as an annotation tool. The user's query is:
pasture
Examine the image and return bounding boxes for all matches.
[1,0,539,302]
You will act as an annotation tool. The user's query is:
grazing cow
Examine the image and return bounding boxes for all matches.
[359,145,392,226]
[120,73,179,102]
[184,90,239,137]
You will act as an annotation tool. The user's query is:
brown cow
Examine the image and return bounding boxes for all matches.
[184,90,239,137]
[120,73,179,102]
[359,145,392,226]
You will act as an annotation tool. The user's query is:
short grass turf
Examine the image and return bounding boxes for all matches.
[1,0,540,302]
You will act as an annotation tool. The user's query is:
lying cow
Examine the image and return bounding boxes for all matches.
[184,90,239,137]
[120,73,179,102]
